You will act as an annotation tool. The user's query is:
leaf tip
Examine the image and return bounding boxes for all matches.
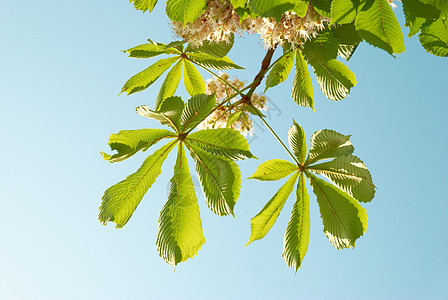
[100,150,112,161]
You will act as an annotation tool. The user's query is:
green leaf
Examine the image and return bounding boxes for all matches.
[288,121,307,164]
[355,0,405,54]
[187,128,255,160]
[293,0,309,17]
[186,143,241,216]
[407,16,426,38]
[123,43,178,59]
[413,0,448,18]
[156,143,206,265]
[181,93,216,132]
[166,0,206,24]
[121,57,179,95]
[302,32,339,65]
[338,44,359,61]
[243,104,265,117]
[186,35,235,58]
[130,0,158,13]
[419,19,448,57]
[292,50,314,109]
[226,111,242,128]
[303,32,355,100]
[311,59,357,101]
[306,172,368,249]
[155,60,183,110]
[331,0,357,25]
[231,0,248,9]
[248,0,296,20]
[265,51,294,91]
[249,159,298,181]
[306,129,354,166]
[183,59,206,96]
[246,172,299,245]
[101,129,175,163]
[401,0,438,37]
[165,40,187,49]
[136,96,185,133]
[282,173,310,272]
[99,141,177,228]
[302,32,357,101]
[332,22,363,46]
[311,0,332,18]
[331,23,363,60]
[188,53,244,70]
[309,155,376,203]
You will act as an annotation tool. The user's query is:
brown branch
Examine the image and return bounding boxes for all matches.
[242,46,277,103]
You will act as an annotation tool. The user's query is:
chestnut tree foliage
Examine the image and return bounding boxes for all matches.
[100,0,447,271]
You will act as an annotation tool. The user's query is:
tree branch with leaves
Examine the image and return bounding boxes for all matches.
[100,0,447,271]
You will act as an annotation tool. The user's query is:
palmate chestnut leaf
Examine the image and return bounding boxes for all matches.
[100,93,255,265]
[247,121,374,272]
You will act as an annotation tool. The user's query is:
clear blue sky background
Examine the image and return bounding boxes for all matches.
[1,1,447,299]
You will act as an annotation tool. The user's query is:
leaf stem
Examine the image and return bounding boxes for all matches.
[249,103,300,165]
[242,46,300,165]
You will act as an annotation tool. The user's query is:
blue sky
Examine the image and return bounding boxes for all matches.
[1,1,447,299]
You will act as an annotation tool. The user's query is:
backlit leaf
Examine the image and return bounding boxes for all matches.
[121,57,179,95]
[156,143,206,265]
[188,53,244,70]
[306,129,354,166]
[283,173,310,272]
[248,0,296,20]
[123,43,179,59]
[265,51,294,91]
[186,35,235,58]
[355,0,405,54]
[136,96,185,133]
[306,172,367,249]
[181,93,216,132]
[187,128,255,160]
[130,0,158,13]
[419,19,448,57]
[331,0,357,25]
[155,60,183,110]
[186,143,241,216]
[249,159,298,181]
[311,59,357,101]
[292,50,314,109]
[309,154,376,203]
[101,129,175,163]
[183,60,206,96]
[99,141,177,228]
[247,172,299,244]
[302,32,339,65]
[166,0,206,24]
[288,121,307,164]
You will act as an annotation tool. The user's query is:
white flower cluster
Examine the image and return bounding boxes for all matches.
[171,0,239,46]
[171,0,329,49]
[196,73,268,136]
[172,0,399,48]
[240,6,329,49]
